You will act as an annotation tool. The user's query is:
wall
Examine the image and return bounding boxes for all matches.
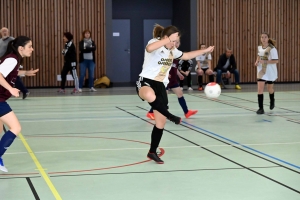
[112,0,173,83]
[197,0,300,83]
[0,0,106,87]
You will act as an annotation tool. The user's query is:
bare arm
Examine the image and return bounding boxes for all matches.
[208,60,212,70]
[146,37,170,53]
[18,68,39,76]
[146,32,179,53]
[180,47,214,60]
[0,73,19,97]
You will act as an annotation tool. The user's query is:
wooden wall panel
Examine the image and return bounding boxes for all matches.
[0,0,106,87]
[197,0,300,83]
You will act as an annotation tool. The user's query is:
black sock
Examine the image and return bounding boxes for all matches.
[269,92,275,103]
[149,126,163,153]
[198,76,202,87]
[208,75,214,83]
[149,98,170,118]
[258,94,264,109]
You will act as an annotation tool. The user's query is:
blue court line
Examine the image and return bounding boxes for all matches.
[263,119,272,123]
[182,121,300,170]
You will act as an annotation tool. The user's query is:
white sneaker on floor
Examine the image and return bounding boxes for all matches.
[188,87,193,91]
[89,87,97,92]
[78,88,82,92]
[0,157,8,172]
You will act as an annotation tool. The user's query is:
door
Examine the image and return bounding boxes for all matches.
[110,19,131,83]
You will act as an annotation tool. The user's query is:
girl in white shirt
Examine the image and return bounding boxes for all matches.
[136,24,214,164]
[195,43,214,91]
[254,32,279,114]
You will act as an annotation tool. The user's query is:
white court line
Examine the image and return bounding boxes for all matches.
[6,142,300,155]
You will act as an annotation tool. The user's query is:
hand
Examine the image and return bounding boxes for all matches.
[205,46,215,53]
[9,88,20,97]
[25,68,39,76]
[227,71,230,76]
[168,32,179,42]
[185,71,190,76]
[254,61,259,66]
[178,74,184,80]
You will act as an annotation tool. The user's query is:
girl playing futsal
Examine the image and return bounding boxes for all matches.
[136,24,214,164]
[254,32,278,114]
[0,36,39,172]
[146,40,198,120]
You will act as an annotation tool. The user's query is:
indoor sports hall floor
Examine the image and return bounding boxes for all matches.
[0,83,300,200]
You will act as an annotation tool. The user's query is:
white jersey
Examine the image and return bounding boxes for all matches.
[195,53,212,70]
[139,38,183,86]
[257,45,278,81]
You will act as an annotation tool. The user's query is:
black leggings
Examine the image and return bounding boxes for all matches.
[179,72,192,87]
[61,63,73,89]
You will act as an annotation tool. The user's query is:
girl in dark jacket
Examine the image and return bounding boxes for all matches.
[78,29,97,92]
[58,32,79,94]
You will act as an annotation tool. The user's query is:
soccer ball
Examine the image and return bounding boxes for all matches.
[204,82,221,98]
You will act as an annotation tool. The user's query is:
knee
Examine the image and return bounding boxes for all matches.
[197,70,203,76]
[11,126,21,135]
[139,89,155,102]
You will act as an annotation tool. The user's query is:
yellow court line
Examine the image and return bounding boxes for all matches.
[19,133,62,200]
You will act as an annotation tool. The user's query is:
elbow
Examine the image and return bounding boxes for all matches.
[145,46,153,53]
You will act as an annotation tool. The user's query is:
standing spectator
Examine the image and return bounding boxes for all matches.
[215,47,241,89]
[57,32,79,94]
[78,29,97,92]
[254,32,278,114]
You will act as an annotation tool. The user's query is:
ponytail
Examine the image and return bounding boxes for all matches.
[153,24,164,38]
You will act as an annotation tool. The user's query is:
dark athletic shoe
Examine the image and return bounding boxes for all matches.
[147,152,164,164]
[256,108,265,115]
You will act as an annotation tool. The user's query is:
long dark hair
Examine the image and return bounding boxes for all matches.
[0,36,31,64]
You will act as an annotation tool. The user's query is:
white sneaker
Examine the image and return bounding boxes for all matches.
[78,88,82,92]
[89,87,97,92]
[188,87,193,91]
[0,157,8,172]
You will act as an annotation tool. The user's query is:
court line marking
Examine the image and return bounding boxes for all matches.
[6,142,300,155]
[19,133,62,200]
[182,121,300,170]
[118,106,300,194]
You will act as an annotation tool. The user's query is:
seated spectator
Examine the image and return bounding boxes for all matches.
[178,59,193,90]
[215,47,241,89]
[195,43,215,91]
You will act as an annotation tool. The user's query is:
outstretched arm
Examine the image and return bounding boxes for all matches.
[18,68,39,76]
[180,46,214,60]
[146,32,179,53]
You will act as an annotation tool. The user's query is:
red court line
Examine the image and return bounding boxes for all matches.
[23,135,165,175]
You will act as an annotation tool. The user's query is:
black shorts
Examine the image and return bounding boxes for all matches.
[0,102,12,117]
[257,79,275,84]
[136,77,168,109]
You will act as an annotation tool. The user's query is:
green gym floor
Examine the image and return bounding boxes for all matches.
[0,84,300,200]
